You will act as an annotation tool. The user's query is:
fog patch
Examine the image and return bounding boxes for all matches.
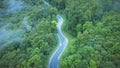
[0,16,31,49]
[22,17,32,32]
[0,28,24,46]
[5,0,29,13]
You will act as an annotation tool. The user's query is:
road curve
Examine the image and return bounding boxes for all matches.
[48,15,68,68]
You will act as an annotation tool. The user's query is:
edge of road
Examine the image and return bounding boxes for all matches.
[48,15,69,68]
[47,15,64,68]
[58,15,75,67]
[46,37,59,68]
[47,14,74,68]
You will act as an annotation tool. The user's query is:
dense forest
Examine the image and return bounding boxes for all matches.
[0,0,120,68]
[49,0,120,68]
[0,0,58,68]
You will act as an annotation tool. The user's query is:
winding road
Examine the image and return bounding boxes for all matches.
[48,15,68,68]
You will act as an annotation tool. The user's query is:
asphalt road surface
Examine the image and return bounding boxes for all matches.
[48,15,68,68]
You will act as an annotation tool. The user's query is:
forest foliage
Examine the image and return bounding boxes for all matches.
[48,0,120,68]
[0,0,120,68]
[0,0,58,68]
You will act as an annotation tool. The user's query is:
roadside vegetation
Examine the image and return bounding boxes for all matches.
[49,0,120,68]
[0,0,120,68]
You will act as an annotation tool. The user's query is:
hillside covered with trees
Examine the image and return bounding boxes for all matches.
[48,0,120,68]
[0,0,120,68]
[0,0,58,68]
